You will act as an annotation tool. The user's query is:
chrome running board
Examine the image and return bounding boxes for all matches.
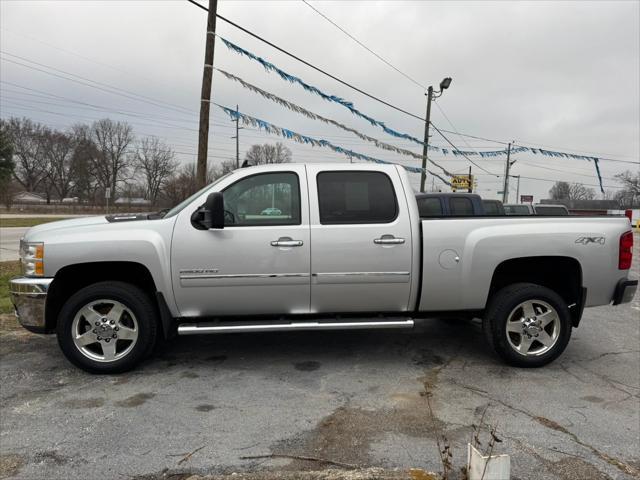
[177,318,414,335]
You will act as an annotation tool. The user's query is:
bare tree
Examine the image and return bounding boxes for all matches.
[0,123,15,199]
[549,181,595,200]
[89,119,134,201]
[568,183,595,200]
[43,130,76,201]
[219,160,237,176]
[244,142,292,165]
[134,137,178,206]
[614,170,640,208]
[2,117,48,192]
[549,181,571,200]
[161,163,219,206]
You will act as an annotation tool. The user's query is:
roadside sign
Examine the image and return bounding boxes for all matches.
[451,174,476,192]
[451,174,472,189]
[520,195,533,203]
[105,188,111,199]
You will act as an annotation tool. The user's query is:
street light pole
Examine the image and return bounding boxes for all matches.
[419,77,451,192]
[419,86,433,193]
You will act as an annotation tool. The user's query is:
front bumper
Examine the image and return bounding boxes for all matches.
[612,278,638,306]
[9,277,54,333]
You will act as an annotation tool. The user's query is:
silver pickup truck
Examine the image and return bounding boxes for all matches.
[10,164,637,373]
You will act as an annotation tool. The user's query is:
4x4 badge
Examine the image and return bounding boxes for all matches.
[575,237,605,245]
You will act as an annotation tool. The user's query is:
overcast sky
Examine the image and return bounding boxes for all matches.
[1,0,638,201]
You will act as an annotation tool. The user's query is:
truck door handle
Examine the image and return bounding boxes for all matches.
[373,235,405,245]
[271,237,303,247]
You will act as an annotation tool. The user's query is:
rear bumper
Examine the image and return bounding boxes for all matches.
[9,277,54,333]
[612,278,638,306]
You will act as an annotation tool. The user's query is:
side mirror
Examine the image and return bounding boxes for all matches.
[191,192,225,230]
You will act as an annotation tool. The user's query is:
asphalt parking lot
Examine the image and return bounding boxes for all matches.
[1,287,639,480]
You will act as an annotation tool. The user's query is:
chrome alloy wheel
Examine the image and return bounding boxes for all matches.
[71,299,138,363]
[505,299,561,356]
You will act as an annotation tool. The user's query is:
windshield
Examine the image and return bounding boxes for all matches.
[163,172,234,219]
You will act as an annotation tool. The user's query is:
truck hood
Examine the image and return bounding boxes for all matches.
[25,216,110,239]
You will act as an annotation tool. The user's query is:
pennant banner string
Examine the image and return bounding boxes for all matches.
[219,37,428,146]
[218,36,605,191]
[216,68,452,176]
[215,104,452,186]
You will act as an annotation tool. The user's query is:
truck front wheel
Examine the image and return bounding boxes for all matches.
[56,281,158,373]
[483,283,572,367]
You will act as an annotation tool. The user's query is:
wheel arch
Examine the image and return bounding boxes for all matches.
[45,261,166,333]
[487,256,584,327]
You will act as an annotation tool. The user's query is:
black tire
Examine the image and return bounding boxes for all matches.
[482,282,572,368]
[56,281,158,374]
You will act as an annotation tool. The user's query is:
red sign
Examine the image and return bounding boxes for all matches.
[520,195,534,203]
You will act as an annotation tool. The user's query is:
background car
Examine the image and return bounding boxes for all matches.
[260,207,282,216]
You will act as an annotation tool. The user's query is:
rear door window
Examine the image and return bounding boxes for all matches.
[449,197,474,216]
[317,171,398,224]
[417,197,443,217]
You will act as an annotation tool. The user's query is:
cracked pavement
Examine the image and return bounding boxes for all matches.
[1,239,638,479]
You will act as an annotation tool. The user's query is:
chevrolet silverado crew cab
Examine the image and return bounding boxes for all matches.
[10,164,637,373]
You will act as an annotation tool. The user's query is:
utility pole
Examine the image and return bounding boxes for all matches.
[515,175,521,203]
[196,0,218,188]
[231,104,243,168]
[502,142,512,203]
[468,165,472,193]
[419,86,433,193]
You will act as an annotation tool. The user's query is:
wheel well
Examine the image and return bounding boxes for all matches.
[488,256,583,325]
[45,262,157,332]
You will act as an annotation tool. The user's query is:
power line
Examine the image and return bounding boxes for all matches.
[429,122,497,175]
[435,125,638,164]
[0,52,196,116]
[185,0,425,122]
[300,0,426,90]
[0,93,199,132]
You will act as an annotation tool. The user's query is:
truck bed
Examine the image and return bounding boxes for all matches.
[418,216,632,311]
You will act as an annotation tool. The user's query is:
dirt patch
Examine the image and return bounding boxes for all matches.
[534,416,571,435]
[294,361,321,372]
[134,467,435,480]
[181,371,200,378]
[0,454,24,479]
[61,398,105,409]
[115,392,155,407]
[273,399,455,470]
[552,457,612,480]
[0,314,21,333]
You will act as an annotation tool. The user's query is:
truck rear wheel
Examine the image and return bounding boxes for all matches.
[56,281,157,374]
[483,283,572,367]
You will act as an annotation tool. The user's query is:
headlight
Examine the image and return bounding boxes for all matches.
[20,240,44,277]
